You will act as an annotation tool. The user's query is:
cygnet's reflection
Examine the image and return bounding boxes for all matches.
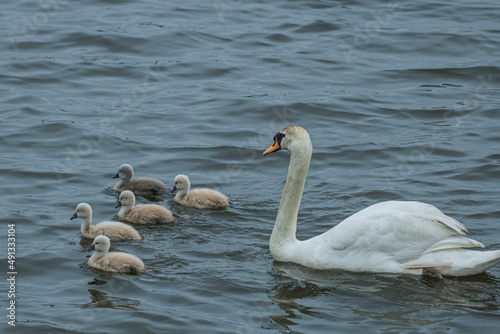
[82,289,141,310]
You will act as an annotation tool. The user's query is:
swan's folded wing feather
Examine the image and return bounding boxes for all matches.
[422,235,484,255]
[353,201,467,234]
[404,263,453,269]
[323,201,470,259]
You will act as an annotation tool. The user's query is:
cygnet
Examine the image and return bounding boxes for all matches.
[116,190,175,224]
[86,235,145,273]
[71,203,141,241]
[171,174,229,209]
[113,164,167,196]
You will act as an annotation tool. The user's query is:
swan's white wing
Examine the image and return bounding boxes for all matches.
[321,201,473,262]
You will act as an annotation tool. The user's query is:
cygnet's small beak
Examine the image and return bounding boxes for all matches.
[171,186,177,193]
[86,244,95,251]
[70,213,77,220]
[112,172,120,179]
[115,202,122,208]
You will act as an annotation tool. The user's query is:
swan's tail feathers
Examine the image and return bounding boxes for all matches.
[457,250,500,276]
[405,250,500,276]
[422,236,485,255]
[475,250,500,271]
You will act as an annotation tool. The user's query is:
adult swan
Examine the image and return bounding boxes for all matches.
[263,125,500,277]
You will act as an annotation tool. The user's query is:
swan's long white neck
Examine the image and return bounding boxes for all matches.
[270,136,312,259]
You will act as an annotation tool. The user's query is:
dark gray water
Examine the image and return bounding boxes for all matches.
[2,0,500,333]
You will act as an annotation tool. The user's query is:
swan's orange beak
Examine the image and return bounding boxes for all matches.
[263,137,281,156]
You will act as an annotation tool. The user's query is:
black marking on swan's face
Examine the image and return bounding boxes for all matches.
[275,132,285,147]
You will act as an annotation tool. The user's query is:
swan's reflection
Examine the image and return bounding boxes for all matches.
[267,262,500,330]
[267,276,325,331]
[82,289,141,310]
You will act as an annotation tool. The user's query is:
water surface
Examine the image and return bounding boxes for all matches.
[1,0,500,333]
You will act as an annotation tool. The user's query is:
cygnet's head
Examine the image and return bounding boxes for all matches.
[171,174,190,193]
[116,190,136,208]
[86,235,111,253]
[263,126,311,156]
[71,203,92,220]
[113,164,134,181]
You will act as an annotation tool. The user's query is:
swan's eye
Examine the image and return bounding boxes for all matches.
[276,132,285,145]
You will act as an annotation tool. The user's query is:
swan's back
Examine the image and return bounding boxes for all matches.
[345,201,466,233]
[307,201,482,266]
[176,188,229,209]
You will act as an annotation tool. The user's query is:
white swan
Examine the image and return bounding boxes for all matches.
[171,174,230,209]
[113,164,167,196]
[71,203,141,241]
[263,125,500,277]
[86,235,145,273]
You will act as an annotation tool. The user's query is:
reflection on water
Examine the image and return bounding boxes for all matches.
[268,278,325,331]
[83,289,141,310]
[268,262,500,330]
